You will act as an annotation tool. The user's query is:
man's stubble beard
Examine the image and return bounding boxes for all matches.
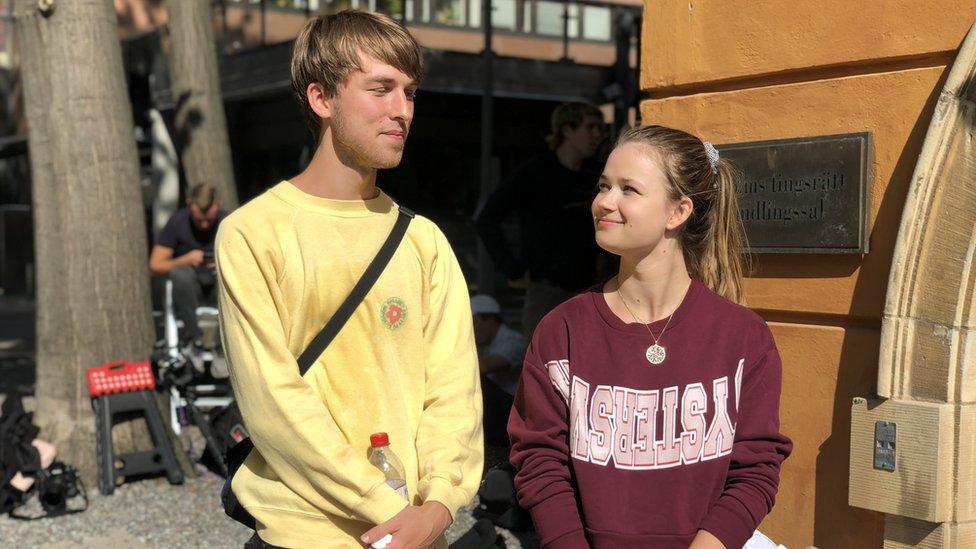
[332,105,405,170]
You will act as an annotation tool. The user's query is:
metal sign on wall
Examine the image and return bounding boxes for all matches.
[717,133,871,253]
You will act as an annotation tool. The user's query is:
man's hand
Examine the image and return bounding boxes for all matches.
[181,250,205,268]
[361,501,452,549]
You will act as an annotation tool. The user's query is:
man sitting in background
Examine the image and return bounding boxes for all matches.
[471,294,526,446]
[149,183,227,346]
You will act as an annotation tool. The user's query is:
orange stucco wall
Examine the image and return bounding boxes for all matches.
[641,1,974,93]
[640,2,976,547]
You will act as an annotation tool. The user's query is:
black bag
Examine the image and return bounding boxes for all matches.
[210,401,249,457]
[0,393,40,515]
[221,207,414,530]
[472,462,532,531]
[9,460,89,520]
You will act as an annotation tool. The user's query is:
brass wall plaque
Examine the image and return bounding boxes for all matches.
[717,133,870,253]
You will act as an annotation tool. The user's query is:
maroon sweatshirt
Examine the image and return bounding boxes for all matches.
[508,280,792,549]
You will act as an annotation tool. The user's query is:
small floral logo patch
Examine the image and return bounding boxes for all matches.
[380,297,407,330]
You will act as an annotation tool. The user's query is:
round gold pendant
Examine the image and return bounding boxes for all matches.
[646,344,666,365]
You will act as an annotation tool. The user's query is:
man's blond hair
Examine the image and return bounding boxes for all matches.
[291,10,423,135]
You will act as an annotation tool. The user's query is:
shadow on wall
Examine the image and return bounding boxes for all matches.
[810,67,950,548]
[750,254,862,280]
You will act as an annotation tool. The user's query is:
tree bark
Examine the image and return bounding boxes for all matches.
[15,0,156,483]
[165,0,238,208]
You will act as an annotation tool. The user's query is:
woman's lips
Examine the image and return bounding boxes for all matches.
[596,218,623,229]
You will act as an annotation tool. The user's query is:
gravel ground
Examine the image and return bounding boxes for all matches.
[0,391,533,548]
[0,466,533,548]
[1,474,253,548]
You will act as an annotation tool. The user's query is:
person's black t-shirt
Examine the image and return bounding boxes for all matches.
[476,152,601,292]
[156,207,227,263]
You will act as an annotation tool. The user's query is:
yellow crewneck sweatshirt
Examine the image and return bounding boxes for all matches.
[215,181,483,547]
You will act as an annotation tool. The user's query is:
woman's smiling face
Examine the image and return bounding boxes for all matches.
[592,142,683,257]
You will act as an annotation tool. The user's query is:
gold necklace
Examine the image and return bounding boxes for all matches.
[618,290,676,365]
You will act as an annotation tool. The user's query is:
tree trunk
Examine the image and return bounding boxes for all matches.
[165,1,239,208]
[14,0,156,484]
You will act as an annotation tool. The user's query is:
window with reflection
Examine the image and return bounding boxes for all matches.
[432,0,465,25]
[581,5,610,41]
[376,0,408,19]
[535,1,577,37]
[492,0,517,30]
[469,0,480,27]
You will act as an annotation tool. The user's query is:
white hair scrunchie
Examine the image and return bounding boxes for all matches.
[703,141,720,175]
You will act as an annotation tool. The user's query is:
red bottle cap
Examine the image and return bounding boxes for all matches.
[370,432,390,447]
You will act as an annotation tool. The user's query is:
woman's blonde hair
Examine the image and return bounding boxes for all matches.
[290,10,423,135]
[616,125,750,303]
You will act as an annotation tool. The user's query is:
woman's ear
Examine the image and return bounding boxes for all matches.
[307,83,332,121]
[666,195,694,230]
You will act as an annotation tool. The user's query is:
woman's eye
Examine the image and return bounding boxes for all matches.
[623,186,637,194]
[596,183,609,193]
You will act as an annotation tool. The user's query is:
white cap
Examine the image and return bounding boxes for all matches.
[470,294,501,316]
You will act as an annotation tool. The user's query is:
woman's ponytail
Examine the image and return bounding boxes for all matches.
[699,158,748,304]
[616,126,751,304]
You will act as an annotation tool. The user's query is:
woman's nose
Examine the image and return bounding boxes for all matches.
[595,192,616,212]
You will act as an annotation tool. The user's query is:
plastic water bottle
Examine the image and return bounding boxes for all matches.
[368,432,408,501]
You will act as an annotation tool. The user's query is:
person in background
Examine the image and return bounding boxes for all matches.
[471,294,526,447]
[149,182,227,346]
[475,102,607,338]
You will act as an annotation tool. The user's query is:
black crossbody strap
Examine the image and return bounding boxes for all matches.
[296,206,414,376]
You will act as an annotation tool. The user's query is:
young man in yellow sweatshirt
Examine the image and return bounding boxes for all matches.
[215,11,483,548]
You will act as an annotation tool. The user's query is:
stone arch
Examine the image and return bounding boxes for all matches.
[850,22,976,547]
[879,23,976,403]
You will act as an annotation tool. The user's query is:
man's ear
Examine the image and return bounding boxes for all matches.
[560,122,572,141]
[307,82,332,121]
[666,195,694,231]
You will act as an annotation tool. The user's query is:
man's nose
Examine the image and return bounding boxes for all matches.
[390,89,412,121]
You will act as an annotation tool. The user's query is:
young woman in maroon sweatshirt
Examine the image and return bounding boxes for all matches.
[508,125,792,549]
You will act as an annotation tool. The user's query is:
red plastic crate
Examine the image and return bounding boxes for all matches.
[86,360,155,398]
